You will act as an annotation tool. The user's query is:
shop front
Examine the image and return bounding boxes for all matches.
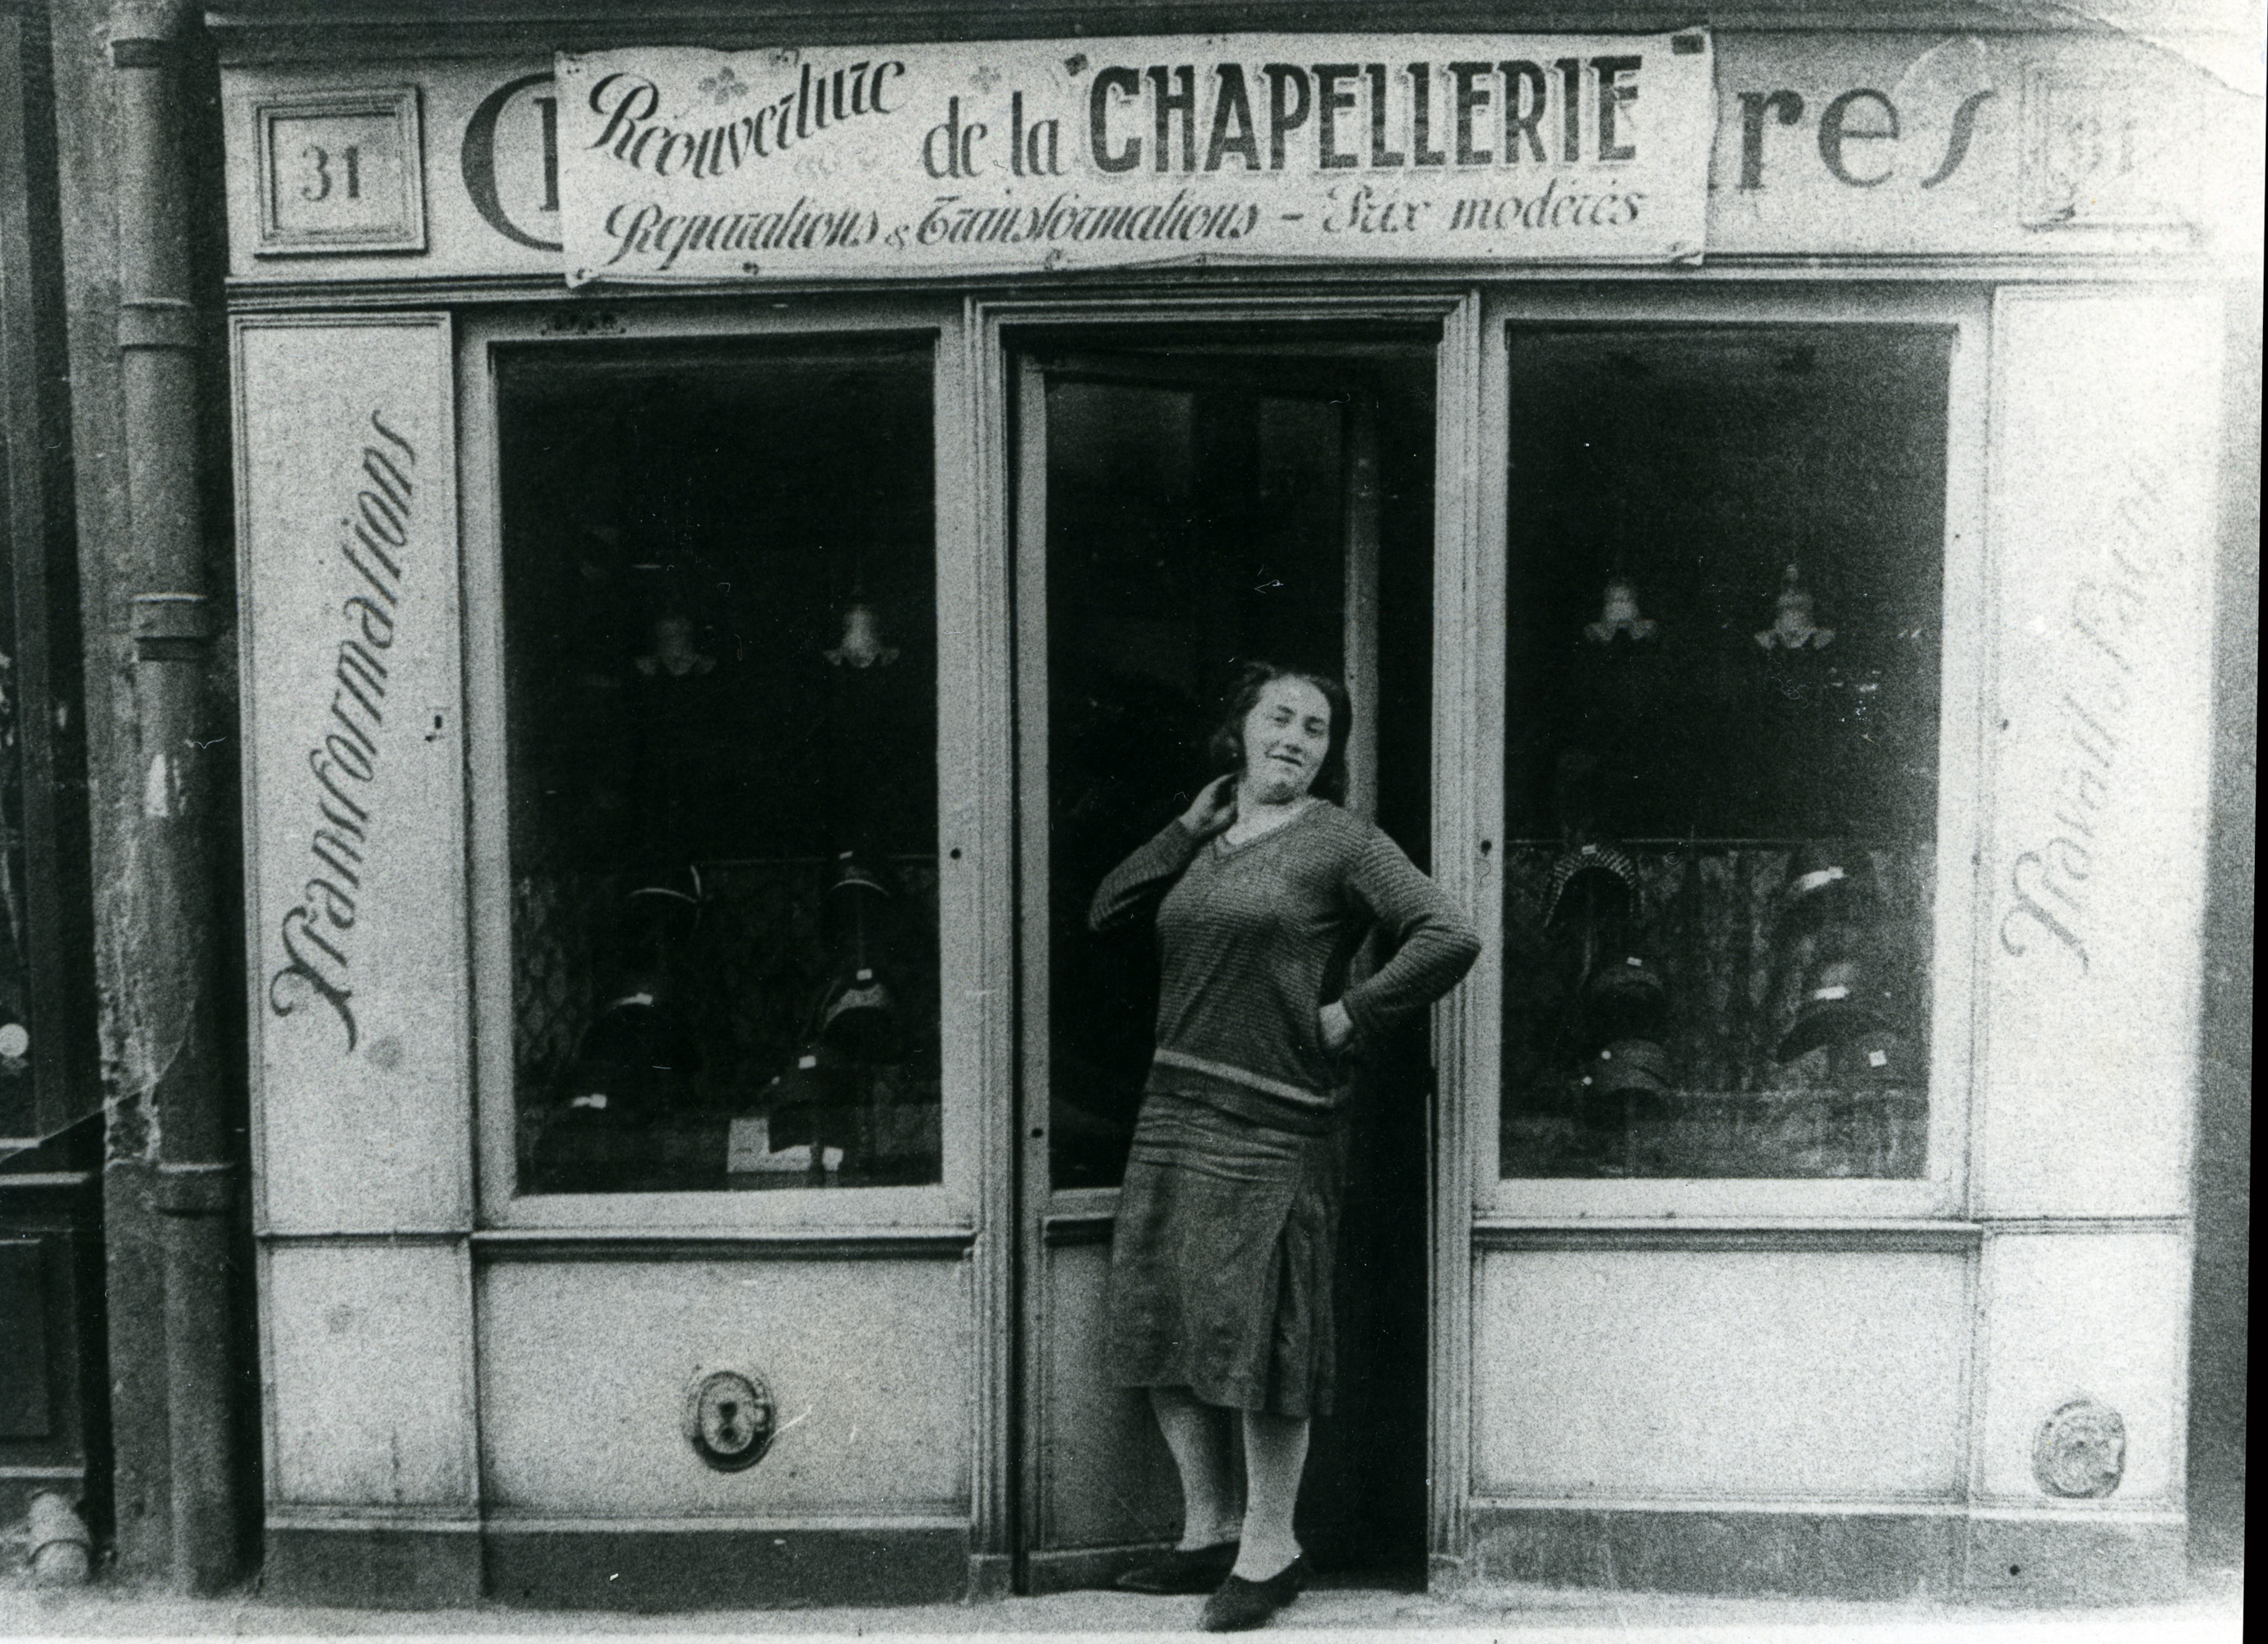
[205,2,2243,1610]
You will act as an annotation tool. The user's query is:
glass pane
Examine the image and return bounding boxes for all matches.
[497,336,940,1193]
[1497,326,1950,1180]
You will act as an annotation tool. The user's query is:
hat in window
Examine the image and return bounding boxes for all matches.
[627,862,704,905]
[825,852,894,905]
[1581,1037,1673,1101]
[1544,843,1639,931]
[623,863,705,945]
[1580,951,1669,1046]
[817,964,901,1061]
[822,852,896,960]
[1776,955,1896,1063]
[815,852,903,1060]
[1779,843,1878,932]
[556,986,701,1126]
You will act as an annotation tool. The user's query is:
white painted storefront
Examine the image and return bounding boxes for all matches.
[215,10,2241,1608]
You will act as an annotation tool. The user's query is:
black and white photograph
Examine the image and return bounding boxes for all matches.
[0,3,2254,1641]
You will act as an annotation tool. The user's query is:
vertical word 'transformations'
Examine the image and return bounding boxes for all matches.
[268,410,418,1051]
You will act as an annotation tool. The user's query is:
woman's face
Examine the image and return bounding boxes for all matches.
[1240,676,1333,804]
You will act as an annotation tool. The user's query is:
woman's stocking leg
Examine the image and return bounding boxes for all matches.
[1234,1411,1310,1578]
[1148,1387,1238,1549]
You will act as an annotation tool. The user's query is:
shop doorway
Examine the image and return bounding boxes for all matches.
[1009,328,1440,1589]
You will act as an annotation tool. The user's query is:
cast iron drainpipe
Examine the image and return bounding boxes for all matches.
[110,0,243,1594]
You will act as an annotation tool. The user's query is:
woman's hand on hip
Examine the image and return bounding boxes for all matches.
[1179,774,1239,840]
[1318,1000,1356,1055]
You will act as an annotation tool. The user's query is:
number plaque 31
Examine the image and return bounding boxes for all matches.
[255,86,427,255]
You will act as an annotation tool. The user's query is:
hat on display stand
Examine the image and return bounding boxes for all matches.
[1580,950,1669,1049]
[826,850,894,903]
[624,862,705,943]
[818,967,900,1062]
[553,980,702,1130]
[1582,1037,1674,1102]
[1776,954,1897,1064]
[1777,842,1878,935]
[818,851,903,1062]
[1544,842,1641,933]
[554,864,707,1130]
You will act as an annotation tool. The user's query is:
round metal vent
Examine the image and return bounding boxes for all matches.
[2033,1396,2126,1499]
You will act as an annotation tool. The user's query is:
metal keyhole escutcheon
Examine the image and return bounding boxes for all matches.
[684,1369,776,1472]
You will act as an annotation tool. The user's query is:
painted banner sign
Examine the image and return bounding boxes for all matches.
[556,33,1714,283]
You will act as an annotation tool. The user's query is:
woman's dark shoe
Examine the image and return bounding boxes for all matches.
[1113,1539,1240,1595]
[1199,1554,1308,1631]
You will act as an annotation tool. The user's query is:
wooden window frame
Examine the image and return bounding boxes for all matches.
[459,297,992,1235]
[1458,284,1991,1225]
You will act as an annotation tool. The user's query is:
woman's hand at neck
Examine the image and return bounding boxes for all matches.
[1177,774,1240,840]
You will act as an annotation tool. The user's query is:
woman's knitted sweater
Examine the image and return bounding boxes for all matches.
[1089,802,1480,1133]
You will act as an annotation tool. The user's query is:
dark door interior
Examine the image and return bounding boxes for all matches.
[1015,326,1438,1587]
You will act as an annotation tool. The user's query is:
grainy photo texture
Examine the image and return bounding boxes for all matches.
[0,3,2253,1642]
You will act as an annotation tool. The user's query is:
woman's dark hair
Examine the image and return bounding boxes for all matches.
[1206,660,1352,806]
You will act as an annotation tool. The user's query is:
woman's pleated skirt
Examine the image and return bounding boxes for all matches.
[1102,1090,1349,1418]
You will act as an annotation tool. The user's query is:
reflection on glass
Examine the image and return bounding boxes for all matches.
[499,337,940,1193]
[1497,326,1950,1180]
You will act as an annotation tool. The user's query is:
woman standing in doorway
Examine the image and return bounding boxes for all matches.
[1089,662,1480,1632]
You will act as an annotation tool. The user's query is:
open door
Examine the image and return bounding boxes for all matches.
[1010,333,1439,1591]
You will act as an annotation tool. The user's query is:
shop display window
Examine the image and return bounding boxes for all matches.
[496,336,940,1193]
[1497,326,1951,1179]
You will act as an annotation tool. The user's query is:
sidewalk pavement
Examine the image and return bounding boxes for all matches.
[1,1568,2244,1643]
